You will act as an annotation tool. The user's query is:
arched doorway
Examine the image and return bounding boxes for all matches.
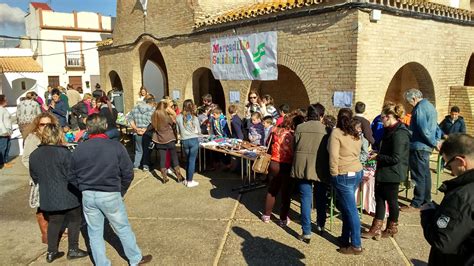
[250,65,309,111]
[109,71,123,91]
[139,42,168,100]
[384,62,435,113]
[464,54,474,86]
[192,68,226,112]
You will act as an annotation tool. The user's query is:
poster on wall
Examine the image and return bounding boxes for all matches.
[333,91,353,108]
[210,31,278,80]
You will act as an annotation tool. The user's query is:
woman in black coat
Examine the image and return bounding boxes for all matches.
[30,124,87,263]
[362,102,410,240]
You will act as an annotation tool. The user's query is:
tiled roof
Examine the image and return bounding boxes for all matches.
[31,2,53,11]
[96,38,113,47]
[0,57,42,73]
[194,0,474,28]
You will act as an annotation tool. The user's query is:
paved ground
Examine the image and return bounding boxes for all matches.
[0,154,448,265]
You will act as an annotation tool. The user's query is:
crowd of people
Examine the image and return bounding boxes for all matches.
[0,84,472,264]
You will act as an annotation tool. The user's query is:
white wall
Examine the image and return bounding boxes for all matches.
[1,72,46,105]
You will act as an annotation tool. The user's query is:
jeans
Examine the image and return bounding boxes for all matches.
[375,182,400,221]
[314,181,329,228]
[82,191,142,266]
[133,134,144,168]
[0,136,11,166]
[331,171,363,248]
[298,179,313,236]
[182,138,199,181]
[105,128,120,141]
[46,207,82,252]
[409,150,432,208]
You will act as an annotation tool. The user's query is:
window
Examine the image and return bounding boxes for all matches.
[21,81,26,90]
[64,36,84,69]
[48,76,60,88]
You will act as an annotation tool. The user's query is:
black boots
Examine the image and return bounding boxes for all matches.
[67,248,88,260]
[46,251,64,263]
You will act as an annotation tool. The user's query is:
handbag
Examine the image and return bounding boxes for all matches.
[252,134,273,174]
[29,181,40,209]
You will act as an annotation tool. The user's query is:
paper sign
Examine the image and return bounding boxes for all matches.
[333,91,353,108]
[229,90,240,103]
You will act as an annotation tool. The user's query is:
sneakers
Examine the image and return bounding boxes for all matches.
[142,166,150,172]
[185,180,199,188]
[167,168,174,175]
[261,215,271,223]
[279,218,291,227]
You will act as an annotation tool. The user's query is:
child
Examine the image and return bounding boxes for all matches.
[262,115,274,146]
[276,104,289,126]
[261,95,279,122]
[198,105,211,134]
[210,107,230,138]
[353,119,369,163]
[248,112,265,146]
[228,104,244,140]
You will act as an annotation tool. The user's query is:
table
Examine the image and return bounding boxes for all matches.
[198,143,266,194]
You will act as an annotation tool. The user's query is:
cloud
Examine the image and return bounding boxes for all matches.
[0,3,26,29]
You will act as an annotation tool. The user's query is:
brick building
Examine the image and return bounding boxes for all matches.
[98,0,474,132]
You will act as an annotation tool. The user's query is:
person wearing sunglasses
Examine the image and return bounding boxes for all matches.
[21,113,60,245]
[420,133,474,266]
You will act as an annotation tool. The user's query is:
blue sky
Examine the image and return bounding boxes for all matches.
[0,0,116,37]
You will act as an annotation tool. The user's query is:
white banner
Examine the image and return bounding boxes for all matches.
[210,31,277,80]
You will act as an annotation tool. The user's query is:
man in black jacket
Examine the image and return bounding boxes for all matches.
[69,114,152,265]
[420,133,474,266]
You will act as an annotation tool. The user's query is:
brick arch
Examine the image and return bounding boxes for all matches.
[137,39,169,97]
[463,53,474,86]
[244,53,312,110]
[108,70,124,91]
[376,53,437,108]
[384,62,435,113]
[184,67,226,112]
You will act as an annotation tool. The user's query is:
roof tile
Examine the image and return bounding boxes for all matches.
[0,57,43,73]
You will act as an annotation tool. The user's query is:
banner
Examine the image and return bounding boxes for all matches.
[210,31,277,80]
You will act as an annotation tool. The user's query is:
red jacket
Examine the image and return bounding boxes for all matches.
[269,127,294,164]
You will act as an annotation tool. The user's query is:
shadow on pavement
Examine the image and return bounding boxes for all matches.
[232,226,305,265]
[412,258,428,266]
[81,219,128,264]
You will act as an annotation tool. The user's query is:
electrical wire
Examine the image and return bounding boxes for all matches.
[0,34,104,43]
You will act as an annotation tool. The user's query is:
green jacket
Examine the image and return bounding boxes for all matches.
[375,122,410,183]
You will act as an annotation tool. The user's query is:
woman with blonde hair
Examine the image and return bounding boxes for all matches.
[362,102,410,240]
[151,101,183,183]
[22,112,59,245]
[30,123,87,262]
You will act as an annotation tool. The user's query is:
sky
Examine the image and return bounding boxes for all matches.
[0,0,116,38]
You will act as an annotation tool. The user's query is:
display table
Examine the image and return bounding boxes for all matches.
[198,138,266,194]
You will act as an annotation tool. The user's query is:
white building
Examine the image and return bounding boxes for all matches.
[24,2,113,95]
[0,48,45,105]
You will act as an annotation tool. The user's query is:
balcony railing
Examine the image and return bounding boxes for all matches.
[65,54,85,71]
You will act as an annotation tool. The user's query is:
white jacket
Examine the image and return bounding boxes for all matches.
[0,106,12,136]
